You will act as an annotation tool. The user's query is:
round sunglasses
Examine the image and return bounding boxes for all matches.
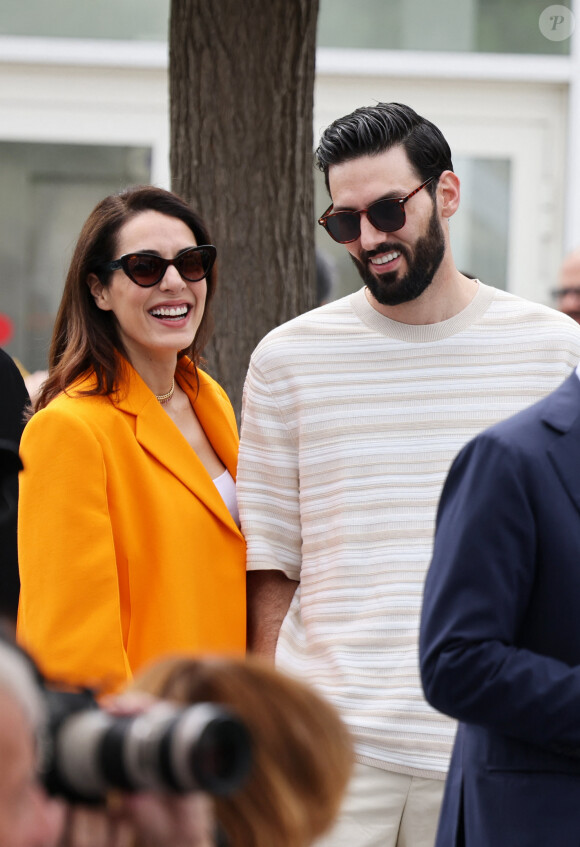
[100,245,217,287]
[318,177,435,244]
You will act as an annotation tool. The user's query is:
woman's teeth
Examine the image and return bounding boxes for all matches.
[150,305,189,318]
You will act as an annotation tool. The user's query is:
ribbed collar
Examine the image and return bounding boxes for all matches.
[349,282,496,342]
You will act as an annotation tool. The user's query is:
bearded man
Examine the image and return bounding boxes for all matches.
[236,102,580,847]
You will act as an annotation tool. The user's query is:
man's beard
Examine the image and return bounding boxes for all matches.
[351,202,446,307]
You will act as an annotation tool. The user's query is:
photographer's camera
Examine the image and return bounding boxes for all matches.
[41,687,251,803]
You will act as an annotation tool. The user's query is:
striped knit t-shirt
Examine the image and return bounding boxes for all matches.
[237,283,580,779]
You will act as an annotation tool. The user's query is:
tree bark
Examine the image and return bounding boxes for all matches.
[169,0,319,419]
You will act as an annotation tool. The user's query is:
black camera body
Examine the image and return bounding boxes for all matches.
[41,686,252,803]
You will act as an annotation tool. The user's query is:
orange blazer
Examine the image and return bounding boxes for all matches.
[17,358,246,694]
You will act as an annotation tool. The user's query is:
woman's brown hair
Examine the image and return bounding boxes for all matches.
[35,185,217,411]
[131,655,353,847]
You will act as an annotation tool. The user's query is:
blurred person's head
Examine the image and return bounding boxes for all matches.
[131,655,353,847]
[36,185,217,411]
[553,247,580,323]
[0,637,63,847]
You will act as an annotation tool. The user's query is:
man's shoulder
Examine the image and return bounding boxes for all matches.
[0,348,19,375]
[478,287,580,361]
[477,371,578,449]
[486,286,580,329]
[250,293,359,359]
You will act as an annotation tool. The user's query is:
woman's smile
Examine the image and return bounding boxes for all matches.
[90,210,207,369]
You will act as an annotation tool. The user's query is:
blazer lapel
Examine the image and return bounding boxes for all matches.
[544,373,580,516]
[115,360,241,534]
[191,369,240,480]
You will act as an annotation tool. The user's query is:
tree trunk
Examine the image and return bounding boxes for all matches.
[169,0,319,419]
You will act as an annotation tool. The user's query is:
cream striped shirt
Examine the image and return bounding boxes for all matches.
[238,283,580,778]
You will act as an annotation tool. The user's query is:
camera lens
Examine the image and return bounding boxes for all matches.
[158,704,251,795]
[46,697,251,803]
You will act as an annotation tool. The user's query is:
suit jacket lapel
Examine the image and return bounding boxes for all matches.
[544,373,580,516]
[115,360,241,535]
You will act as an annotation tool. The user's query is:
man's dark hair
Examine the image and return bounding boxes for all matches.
[315,102,453,198]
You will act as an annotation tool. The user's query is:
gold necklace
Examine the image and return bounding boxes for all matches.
[155,378,175,405]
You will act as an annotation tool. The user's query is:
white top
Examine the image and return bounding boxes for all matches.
[213,468,240,527]
[238,283,580,779]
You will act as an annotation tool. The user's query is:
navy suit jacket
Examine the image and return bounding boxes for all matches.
[420,372,580,847]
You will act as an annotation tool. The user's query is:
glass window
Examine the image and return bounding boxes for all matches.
[0,0,169,40]
[1,0,572,52]
[317,0,572,55]
[451,157,510,290]
[0,143,151,372]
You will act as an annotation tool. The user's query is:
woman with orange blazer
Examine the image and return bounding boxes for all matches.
[17,186,246,694]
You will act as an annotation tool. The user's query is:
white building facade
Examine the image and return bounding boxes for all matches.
[0,0,577,369]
